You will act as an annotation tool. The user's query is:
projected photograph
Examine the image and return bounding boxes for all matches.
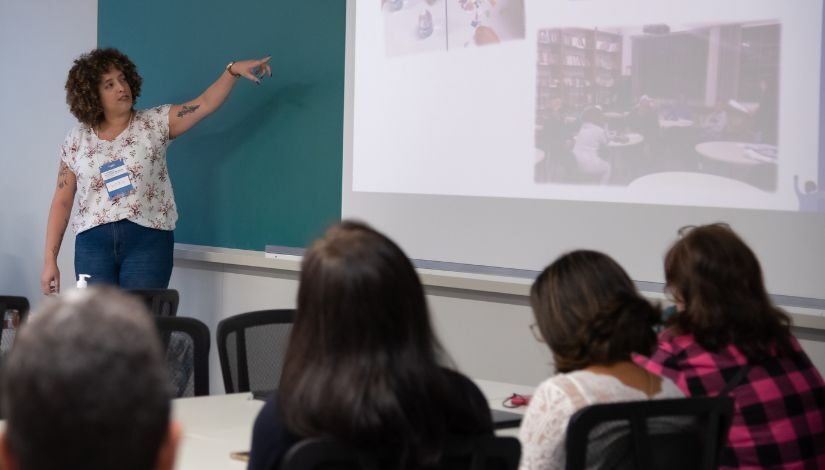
[533,21,781,193]
[382,0,525,57]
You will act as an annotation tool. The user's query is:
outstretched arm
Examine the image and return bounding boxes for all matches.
[169,56,272,139]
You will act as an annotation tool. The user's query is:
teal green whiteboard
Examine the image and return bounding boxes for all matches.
[99,0,345,250]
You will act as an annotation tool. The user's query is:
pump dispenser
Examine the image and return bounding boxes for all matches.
[76,274,91,289]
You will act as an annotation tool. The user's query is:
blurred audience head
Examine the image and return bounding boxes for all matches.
[0,286,178,470]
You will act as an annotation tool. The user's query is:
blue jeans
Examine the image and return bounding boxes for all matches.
[74,219,174,289]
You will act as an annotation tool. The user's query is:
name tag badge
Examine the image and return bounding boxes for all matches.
[100,160,134,199]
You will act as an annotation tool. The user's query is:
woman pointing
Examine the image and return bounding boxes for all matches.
[41,48,271,293]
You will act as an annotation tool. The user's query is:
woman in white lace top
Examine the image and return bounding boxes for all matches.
[519,250,684,470]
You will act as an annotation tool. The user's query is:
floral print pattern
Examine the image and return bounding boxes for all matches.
[61,105,178,234]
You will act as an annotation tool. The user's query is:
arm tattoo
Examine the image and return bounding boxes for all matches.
[57,161,69,189]
[177,104,201,118]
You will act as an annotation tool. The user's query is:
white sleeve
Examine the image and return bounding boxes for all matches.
[518,379,576,470]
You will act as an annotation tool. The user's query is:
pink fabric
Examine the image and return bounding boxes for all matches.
[634,330,825,469]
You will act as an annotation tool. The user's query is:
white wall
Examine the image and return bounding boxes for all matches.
[170,259,555,395]
[170,258,825,395]
[0,0,97,304]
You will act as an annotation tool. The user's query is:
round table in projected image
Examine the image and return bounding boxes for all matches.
[695,141,778,189]
[607,133,644,148]
[628,171,757,192]
[604,111,629,119]
[695,141,778,166]
[659,118,694,129]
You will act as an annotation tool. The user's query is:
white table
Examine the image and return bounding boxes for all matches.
[628,171,757,191]
[173,393,261,470]
[659,118,693,129]
[172,379,536,469]
[607,133,644,148]
[604,111,629,119]
[695,141,777,166]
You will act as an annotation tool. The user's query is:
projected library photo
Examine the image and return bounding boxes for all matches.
[534,21,781,191]
[382,0,526,57]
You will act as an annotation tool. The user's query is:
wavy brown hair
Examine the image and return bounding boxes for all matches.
[664,223,792,360]
[531,250,661,373]
[65,48,142,126]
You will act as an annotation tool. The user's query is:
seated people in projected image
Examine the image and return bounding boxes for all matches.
[699,102,729,140]
[248,221,493,470]
[629,94,661,159]
[750,77,778,145]
[536,97,573,181]
[572,107,611,184]
[519,250,684,470]
[635,224,825,469]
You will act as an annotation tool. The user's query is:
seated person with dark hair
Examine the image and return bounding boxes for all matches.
[519,250,684,470]
[248,221,493,470]
[636,224,825,469]
[0,287,179,470]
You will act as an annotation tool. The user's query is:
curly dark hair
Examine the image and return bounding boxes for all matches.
[530,250,661,373]
[664,223,792,361]
[65,48,142,126]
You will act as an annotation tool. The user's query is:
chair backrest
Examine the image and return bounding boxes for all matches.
[281,435,521,470]
[216,309,294,394]
[0,296,30,355]
[0,296,29,317]
[565,396,734,470]
[129,289,179,317]
[153,316,210,397]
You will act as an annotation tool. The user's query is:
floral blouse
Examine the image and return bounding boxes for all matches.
[60,105,178,234]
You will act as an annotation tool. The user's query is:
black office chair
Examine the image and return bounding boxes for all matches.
[565,396,734,470]
[153,316,210,397]
[0,296,30,355]
[217,309,294,394]
[281,435,521,470]
[129,288,179,317]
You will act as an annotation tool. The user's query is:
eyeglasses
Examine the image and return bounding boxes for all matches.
[677,222,731,239]
[529,323,544,343]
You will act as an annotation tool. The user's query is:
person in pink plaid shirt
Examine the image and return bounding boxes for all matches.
[635,223,825,469]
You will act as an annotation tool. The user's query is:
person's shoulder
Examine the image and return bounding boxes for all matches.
[249,395,300,470]
[657,327,696,350]
[439,367,485,397]
[656,376,686,398]
[436,367,494,433]
[64,122,89,140]
[533,373,577,402]
[61,124,90,155]
[253,395,282,431]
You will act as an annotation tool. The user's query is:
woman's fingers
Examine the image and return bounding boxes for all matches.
[236,56,272,83]
[258,57,272,78]
[241,70,260,84]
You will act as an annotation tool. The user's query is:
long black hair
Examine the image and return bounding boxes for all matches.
[278,220,486,467]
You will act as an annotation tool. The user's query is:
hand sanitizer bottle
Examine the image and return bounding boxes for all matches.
[76,274,91,289]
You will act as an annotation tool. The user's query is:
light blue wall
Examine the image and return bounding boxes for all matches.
[0,0,97,306]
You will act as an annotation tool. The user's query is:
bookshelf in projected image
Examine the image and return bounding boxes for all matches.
[534,22,781,194]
